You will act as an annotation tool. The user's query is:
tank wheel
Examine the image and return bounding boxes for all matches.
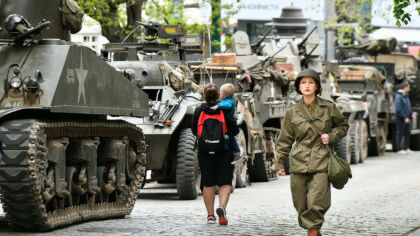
[359,120,369,163]
[249,152,268,182]
[95,166,107,203]
[44,165,58,212]
[0,119,147,231]
[65,166,77,207]
[235,130,249,188]
[350,121,361,164]
[368,121,387,156]
[335,135,351,164]
[69,167,88,206]
[176,128,200,200]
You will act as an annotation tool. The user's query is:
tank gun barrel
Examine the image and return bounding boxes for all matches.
[298,26,317,48]
[262,44,287,66]
[300,43,318,68]
[251,27,273,54]
[1,14,50,44]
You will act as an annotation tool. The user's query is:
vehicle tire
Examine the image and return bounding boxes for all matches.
[410,134,420,151]
[249,152,268,182]
[235,130,249,188]
[335,135,351,164]
[358,120,369,163]
[350,121,361,164]
[176,128,200,200]
[390,125,398,152]
[368,121,387,156]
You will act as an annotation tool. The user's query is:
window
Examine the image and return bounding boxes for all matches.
[92,36,97,42]
[83,36,89,42]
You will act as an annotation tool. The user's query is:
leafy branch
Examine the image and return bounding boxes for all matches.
[393,0,420,26]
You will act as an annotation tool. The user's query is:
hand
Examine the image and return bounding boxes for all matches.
[277,169,286,176]
[404,117,410,124]
[320,134,330,144]
[210,105,218,110]
[412,114,417,120]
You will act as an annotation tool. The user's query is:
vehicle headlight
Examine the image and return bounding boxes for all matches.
[10,76,22,88]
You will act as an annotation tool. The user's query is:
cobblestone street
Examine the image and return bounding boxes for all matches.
[1,151,420,235]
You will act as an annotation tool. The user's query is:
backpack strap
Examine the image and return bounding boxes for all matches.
[219,110,227,136]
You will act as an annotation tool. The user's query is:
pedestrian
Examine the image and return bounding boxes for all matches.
[191,83,239,225]
[275,69,349,236]
[210,83,244,164]
[395,81,416,154]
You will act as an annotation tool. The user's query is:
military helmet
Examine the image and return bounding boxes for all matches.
[294,69,322,95]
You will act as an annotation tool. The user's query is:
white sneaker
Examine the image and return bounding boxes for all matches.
[405,149,414,154]
[397,150,407,155]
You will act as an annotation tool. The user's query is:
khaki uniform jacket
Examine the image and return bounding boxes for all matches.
[275,97,349,173]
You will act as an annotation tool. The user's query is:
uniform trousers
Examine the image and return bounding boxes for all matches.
[290,172,331,229]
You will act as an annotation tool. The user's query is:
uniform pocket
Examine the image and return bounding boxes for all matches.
[291,117,308,136]
[291,145,303,156]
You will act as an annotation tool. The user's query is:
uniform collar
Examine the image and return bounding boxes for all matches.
[298,96,327,119]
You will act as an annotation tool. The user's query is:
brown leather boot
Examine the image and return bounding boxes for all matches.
[308,229,321,236]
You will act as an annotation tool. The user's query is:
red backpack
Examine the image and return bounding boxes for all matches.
[197,110,227,155]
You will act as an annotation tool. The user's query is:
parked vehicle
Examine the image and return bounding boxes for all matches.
[102,22,205,199]
[0,0,148,231]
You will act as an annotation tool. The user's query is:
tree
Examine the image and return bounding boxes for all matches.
[79,0,241,51]
[393,0,420,27]
[144,0,241,52]
[77,0,146,42]
[324,0,374,45]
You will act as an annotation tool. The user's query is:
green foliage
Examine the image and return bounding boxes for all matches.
[144,0,204,34]
[324,0,374,45]
[78,0,135,42]
[393,0,420,27]
[78,0,241,46]
[144,0,241,50]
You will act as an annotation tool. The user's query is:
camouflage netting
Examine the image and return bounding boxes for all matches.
[247,62,265,80]
[352,37,396,55]
[169,64,204,94]
[366,53,418,81]
[339,65,385,90]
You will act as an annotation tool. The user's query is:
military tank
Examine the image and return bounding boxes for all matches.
[0,0,148,231]
[102,22,206,199]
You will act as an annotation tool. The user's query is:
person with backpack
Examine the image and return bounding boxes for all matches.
[274,69,349,236]
[210,83,244,164]
[191,83,239,225]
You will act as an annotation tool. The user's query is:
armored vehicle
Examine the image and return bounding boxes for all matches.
[0,0,149,231]
[102,22,205,199]
[189,52,251,188]
[323,63,387,164]
[189,29,302,181]
[231,31,293,181]
[335,38,420,151]
[366,51,420,150]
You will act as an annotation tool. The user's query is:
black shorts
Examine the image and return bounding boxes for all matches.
[198,150,234,187]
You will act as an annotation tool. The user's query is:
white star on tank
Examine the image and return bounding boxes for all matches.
[75,52,88,105]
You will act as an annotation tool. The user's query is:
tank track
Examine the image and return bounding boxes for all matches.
[0,119,147,231]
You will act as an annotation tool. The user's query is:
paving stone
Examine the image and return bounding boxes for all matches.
[0,152,419,235]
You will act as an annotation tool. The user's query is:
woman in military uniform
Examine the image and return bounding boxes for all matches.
[275,69,349,236]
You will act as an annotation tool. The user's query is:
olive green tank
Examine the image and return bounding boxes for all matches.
[0,0,149,231]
